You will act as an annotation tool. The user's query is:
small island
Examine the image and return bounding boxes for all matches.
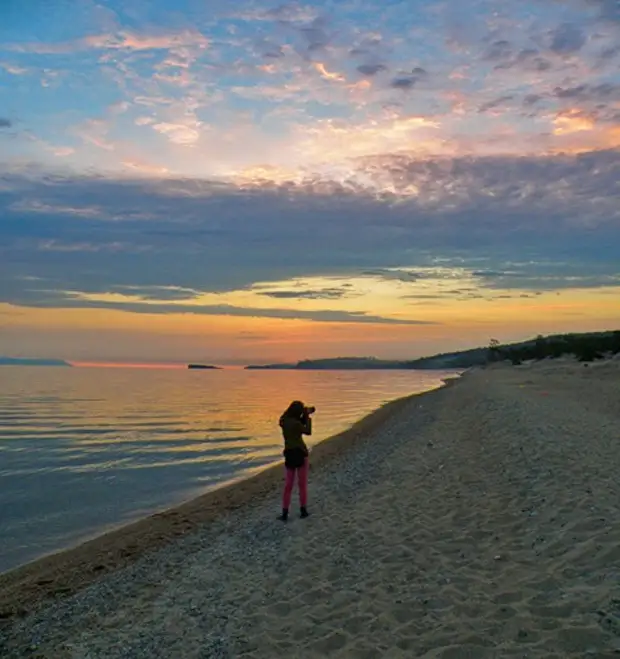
[187,364,220,370]
[0,357,71,367]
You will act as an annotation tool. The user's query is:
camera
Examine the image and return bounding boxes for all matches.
[304,405,316,415]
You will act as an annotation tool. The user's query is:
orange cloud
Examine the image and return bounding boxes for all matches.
[313,62,346,82]
[293,114,443,166]
[553,109,596,135]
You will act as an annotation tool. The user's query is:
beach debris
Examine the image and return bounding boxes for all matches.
[494,554,502,561]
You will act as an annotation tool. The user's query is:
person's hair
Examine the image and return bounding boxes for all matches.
[281,400,305,420]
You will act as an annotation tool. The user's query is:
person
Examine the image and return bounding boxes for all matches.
[277,400,314,522]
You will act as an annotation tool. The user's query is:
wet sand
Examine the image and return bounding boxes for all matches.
[2,360,620,657]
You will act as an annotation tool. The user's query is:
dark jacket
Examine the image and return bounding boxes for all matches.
[279,415,311,468]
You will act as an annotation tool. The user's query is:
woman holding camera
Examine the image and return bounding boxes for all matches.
[277,400,315,522]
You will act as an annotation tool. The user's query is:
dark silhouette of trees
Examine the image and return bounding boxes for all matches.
[494,330,620,364]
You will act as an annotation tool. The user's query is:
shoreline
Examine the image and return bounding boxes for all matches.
[2,360,619,656]
[0,377,459,619]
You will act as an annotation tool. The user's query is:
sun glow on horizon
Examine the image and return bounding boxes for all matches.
[1,0,619,363]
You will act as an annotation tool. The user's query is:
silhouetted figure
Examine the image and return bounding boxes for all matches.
[277,400,315,521]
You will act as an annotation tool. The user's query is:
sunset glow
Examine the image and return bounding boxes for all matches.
[1,0,619,363]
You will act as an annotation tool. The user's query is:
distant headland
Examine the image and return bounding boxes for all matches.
[187,364,220,370]
[245,356,457,370]
[0,357,71,367]
[244,353,486,370]
[245,330,620,370]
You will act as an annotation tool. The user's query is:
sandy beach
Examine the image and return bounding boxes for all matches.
[1,359,620,658]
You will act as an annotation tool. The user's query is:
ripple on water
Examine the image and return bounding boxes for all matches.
[0,367,458,572]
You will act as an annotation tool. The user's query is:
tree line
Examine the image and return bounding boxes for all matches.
[487,331,620,365]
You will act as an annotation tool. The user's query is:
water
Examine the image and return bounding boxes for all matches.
[0,366,457,572]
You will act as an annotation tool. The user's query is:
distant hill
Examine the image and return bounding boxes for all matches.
[247,357,396,370]
[245,356,461,370]
[0,357,71,367]
[244,329,620,371]
[187,363,220,370]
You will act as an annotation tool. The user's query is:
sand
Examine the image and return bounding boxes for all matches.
[1,360,620,658]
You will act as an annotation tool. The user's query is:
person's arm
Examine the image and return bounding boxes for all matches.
[301,414,312,436]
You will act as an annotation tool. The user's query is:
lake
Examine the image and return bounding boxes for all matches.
[0,366,457,572]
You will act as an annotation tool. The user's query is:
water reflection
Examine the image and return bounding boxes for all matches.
[0,367,457,571]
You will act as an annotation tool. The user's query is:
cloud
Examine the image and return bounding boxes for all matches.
[106,285,201,301]
[1,151,619,316]
[553,109,596,134]
[483,39,513,61]
[0,118,11,128]
[298,16,332,54]
[357,63,386,76]
[553,83,620,101]
[152,121,201,145]
[390,77,417,91]
[492,47,552,72]
[73,119,115,151]
[523,94,542,106]
[0,62,28,75]
[478,95,513,114]
[5,30,209,55]
[122,159,170,175]
[549,23,587,54]
[361,269,431,282]
[349,34,384,58]
[389,65,429,92]
[234,3,320,24]
[255,288,349,300]
[9,200,105,218]
[471,267,620,291]
[312,62,345,81]
[254,38,285,59]
[8,292,432,325]
[584,0,620,24]
[51,147,75,157]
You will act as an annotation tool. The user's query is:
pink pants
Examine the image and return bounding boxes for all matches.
[282,459,308,509]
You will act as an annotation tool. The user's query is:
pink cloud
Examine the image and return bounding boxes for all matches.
[152,121,201,145]
[51,147,76,157]
[122,159,169,175]
[74,119,115,151]
[0,62,28,75]
[6,30,209,55]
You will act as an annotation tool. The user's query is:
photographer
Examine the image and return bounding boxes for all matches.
[277,400,315,522]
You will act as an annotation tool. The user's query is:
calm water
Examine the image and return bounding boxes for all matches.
[0,366,457,572]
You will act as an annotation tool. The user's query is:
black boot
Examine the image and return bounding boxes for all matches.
[277,508,289,522]
[300,506,309,519]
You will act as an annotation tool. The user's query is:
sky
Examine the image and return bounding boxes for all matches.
[0,0,619,364]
